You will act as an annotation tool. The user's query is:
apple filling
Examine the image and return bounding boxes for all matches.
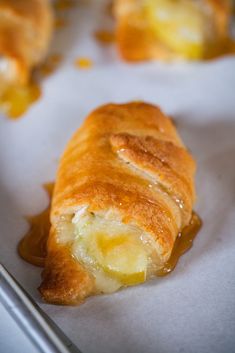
[146,0,214,59]
[0,56,40,118]
[57,208,160,294]
[0,57,14,82]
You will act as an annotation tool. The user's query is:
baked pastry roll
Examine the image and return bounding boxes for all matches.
[39,102,196,305]
[114,0,232,61]
[0,0,53,90]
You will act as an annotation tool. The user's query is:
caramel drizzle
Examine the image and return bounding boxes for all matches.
[54,0,76,11]
[18,183,54,267]
[156,212,202,276]
[18,184,201,278]
[94,30,115,45]
[55,17,67,29]
[38,54,63,78]
[0,53,63,120]
[204,38,235,61]
[0,83,41,120]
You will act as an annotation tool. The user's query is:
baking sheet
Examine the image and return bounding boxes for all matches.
[0,1,235,352]
[0,302,39,353]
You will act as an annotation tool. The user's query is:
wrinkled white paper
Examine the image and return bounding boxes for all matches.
[0,1,235,353]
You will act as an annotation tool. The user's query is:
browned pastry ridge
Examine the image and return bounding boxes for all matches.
[39,102,196,305]
[0,0,53,86]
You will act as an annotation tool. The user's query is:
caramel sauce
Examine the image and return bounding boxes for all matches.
[156,212,202,277]
[74,57,93,69]
[0,83,41,120]
[18,183,54,267]
[221,38,235,57]
[204,38,235,60]
[38,54,63,77]
[55,17,67,29]
[54,0,76,11]
[0,54,63,120]
[106,1,114,17]
[94,30,115,45]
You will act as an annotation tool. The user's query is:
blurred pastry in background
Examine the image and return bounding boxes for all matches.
[114,0,234,61]
[0,0,53,118]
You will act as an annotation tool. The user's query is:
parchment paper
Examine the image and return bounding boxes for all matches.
[0,1,235,352]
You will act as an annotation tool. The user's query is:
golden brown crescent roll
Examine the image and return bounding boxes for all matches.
[39,102,196,305]
[114,0,232,61]
[0,0,53,89]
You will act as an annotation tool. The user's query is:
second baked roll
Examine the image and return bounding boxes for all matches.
[0,0,53,88]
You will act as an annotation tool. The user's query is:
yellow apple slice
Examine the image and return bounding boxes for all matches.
[146,0,209,59]
[72,212,149,287]
[90,233,148,286]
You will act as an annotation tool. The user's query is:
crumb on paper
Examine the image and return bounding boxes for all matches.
[94,30,115,45]
[74,57,93,69]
